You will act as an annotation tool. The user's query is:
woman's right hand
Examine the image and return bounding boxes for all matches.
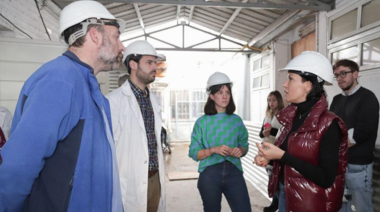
[253,155,269,167]
[263,126,271,137]
[212,145,232,156]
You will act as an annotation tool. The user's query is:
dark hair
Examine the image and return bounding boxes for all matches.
[333,59,359,73]
[63,23,104,47]
[266,90,285,117]
[124,54,143,74]
[204,83,235,115]
[289,70,327,101]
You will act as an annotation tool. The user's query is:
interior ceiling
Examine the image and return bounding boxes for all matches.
[53,0,334,49]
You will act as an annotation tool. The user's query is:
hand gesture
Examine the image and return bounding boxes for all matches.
[229,147,243,158]
[253,155,269,167]
[212,145,232,156]
[263,126,271,137]
[255,142,285,160]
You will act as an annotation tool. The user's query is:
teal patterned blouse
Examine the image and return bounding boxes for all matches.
[189,112,249,173]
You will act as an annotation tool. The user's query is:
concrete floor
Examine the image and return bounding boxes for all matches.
[164,142,270,212]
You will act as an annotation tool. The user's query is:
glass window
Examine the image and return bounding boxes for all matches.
[361,1,380,28]
[261,55,270,69]
[331,9,358,40]
[332,46,358,64]
[252,77,260,88]
[261,74,269,87]
[362,37,380,66]
[253,59,260,71]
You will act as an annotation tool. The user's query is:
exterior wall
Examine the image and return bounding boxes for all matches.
[0,37,110,116]
[0,0,60,41]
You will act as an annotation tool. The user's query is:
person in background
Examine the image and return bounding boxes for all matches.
[0,106,12,161]
[107,40,166,212]
[118,73,129,87]
[0,1,125,211]
[189,72,251,212]
[259,90,284,212]
[0,106,12,140]
[330,59,379,212]
[254,51,348,212]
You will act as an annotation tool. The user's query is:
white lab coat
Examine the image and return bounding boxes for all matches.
[106,81,166,212]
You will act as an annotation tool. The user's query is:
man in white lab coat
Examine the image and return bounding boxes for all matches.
[107,40,166,212]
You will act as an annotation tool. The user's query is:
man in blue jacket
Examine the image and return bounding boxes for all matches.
[0,1,125,211]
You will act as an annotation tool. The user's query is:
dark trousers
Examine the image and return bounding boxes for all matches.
[197,161,252,212]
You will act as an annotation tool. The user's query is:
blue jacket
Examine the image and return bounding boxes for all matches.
[0,51,115,212]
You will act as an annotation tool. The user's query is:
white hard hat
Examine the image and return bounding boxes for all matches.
[59,0,125,45]
[123,40,164,62]
[279,51,334,85]
[206,72,233,91]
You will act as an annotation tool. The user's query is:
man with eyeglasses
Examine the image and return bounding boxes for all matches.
[330,59,379,212]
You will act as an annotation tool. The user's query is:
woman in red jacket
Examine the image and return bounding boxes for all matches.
[254,51,348,212]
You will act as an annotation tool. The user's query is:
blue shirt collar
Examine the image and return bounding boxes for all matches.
[63,50,94,75]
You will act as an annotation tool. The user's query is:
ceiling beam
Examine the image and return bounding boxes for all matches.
[188,6,195,25]
[65,0,332,11]
[248,10,298,46]
[176,5,181,24]
[133,4,146,33]
[248,10,313,47]
[219,0,247,36]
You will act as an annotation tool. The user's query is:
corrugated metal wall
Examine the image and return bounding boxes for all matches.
[242,121,270,199]
[0,37,110,114]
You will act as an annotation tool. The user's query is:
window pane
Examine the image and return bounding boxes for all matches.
[362,37,380,66]
[261,55,270,69]
[332,46,358,64]
[252,77,260,88]
[261,74,269,87]
[331,9,357,40]
[253,59,260,71]
[362,1,380,28]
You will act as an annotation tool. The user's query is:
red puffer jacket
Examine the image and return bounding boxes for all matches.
[268,96,348,212]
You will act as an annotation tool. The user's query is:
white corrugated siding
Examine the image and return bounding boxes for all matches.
[242,121,270,199]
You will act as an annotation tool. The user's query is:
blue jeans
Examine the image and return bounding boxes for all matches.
[197,161,251,212]
[277,183,287,212]
[339,163,374,212]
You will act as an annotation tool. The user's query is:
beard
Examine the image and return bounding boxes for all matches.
[340,79,355,91]
[136,66,156,85]
[98,35,121,71]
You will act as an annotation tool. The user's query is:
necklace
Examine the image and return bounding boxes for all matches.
[298,107,313,119]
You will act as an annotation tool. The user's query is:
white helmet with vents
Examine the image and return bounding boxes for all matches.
[279,51,334,85]
[123,40,164,62]
[206,72,233,92]
[59,0,125,45]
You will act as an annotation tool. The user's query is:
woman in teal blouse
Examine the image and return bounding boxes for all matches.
[189,72,251,212]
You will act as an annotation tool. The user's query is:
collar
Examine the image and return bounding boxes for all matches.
[277,95,328,132]
[341,84,361,96]
[128,78,149,98]
[63,50,94,75]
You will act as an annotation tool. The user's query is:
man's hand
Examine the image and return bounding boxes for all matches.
[256,142,285,160]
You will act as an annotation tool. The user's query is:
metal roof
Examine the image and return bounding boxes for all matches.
[53,0,334,52]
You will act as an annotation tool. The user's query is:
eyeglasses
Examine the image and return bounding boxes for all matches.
[333,70,354,79]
